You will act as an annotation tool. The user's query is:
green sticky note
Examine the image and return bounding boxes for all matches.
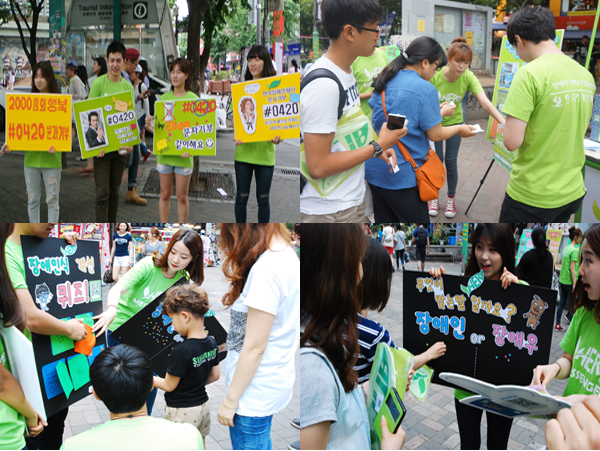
[56,360,73,399]
[67,354,90,390]
[50,318,74,356]
[75,312,94,327]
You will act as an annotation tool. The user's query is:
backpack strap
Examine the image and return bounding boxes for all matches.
[300,68,347,120]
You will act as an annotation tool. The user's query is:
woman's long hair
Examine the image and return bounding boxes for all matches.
[0,224,26,331]
[31,61,60,94]
[358,237,393,312]
[530,226,548,261]
[244,45,277,81]
[154,228,204,285]
[219,224,291,307]
[572,224,600,323]
[301,224,367,393]
[465,224,515,277]
[94,57,108,76]
[373,36,447,94]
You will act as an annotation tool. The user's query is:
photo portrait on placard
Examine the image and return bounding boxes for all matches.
[81,109,108,151]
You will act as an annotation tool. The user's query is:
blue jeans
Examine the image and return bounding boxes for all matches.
[106,330,158,415]
[556,282,573,324]
[434,134,462,197]
[234,161,274,223]
[395,249,405,269]
[229,414,273,450]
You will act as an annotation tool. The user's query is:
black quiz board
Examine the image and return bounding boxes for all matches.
[402,270,557,388]
[112,277,228,378]
[21,236,105,418]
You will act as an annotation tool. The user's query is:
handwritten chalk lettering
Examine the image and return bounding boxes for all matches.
[27,255,70,277]
[74,256,95,274]
[470,296,518,324]
[56,280,90,309]
[492,324,539,355]
[182,123,215,138]
[415,312,466,339]
[106,110,135,126]
[434,293,466,311]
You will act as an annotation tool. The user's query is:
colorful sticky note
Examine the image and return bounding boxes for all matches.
[289,93,300,103]
[89,280,102,302]
[88,345,105,366]
[75,312,95,328]
[67,354,91,390]
[41,360,65,399]
[74,324,96,356]
[50,318,74,356]
[56,361,74,399]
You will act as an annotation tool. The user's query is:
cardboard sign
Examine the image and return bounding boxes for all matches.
[112,278,228,377]
[546,229,564,266]
[6,93,72,152]
[402,271,556,389]
[486,31,564,171]
[153,99,217,156]
[73,91,140,158]
[21,236,104,418]
[232,73,300,143]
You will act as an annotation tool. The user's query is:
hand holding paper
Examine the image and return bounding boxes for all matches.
[468,123,485,133]
[389,156,400,173]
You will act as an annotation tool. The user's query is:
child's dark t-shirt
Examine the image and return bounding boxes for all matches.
[165,336,220,408]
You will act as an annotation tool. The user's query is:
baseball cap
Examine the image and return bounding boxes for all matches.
[134,64,143,73]
[126,48,140,61]
[66,60,78,69]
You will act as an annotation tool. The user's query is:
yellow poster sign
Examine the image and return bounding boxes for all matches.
[465,31,474,46]
[232,73,301,143]
[6,93,72,151]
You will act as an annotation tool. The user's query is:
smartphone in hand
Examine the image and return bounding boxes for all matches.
[388,114,407,130]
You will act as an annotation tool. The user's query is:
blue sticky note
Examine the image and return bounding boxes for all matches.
[289,93,300,103]
[88,345,105,366]
[41,359,65,400]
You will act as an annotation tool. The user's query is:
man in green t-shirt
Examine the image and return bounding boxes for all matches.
[351,47,389,119]
[88,40,135,222]
[500,6,594,222]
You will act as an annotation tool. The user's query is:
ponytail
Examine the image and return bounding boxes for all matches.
[530,226,547,261]
[373,36,447,93]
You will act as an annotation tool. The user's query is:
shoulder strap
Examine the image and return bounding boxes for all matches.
[300,68,347,120]
[381,90,418,171]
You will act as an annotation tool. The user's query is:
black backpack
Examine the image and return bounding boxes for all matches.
[300,68,347,193]
[416,227,428,248]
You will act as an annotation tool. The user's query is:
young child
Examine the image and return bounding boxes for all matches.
[153,284,220,448]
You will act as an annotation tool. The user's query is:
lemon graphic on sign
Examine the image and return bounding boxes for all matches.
[593,200,600,221]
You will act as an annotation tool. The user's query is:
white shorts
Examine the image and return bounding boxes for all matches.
[113,255,130,267]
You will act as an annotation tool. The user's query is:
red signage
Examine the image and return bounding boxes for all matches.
[555,14,600,30]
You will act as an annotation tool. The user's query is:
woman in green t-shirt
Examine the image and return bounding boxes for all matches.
[146,58,198,223]
[0,224,46,449]
[233,45,282,223]
[555,226,583,330]
[532,223,600,403]
[430,37,505,218]
[1,62,63,222]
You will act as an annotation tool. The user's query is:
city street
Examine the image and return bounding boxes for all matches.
[62,264,300,450]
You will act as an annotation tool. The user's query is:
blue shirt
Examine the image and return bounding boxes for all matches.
[365,70,441,190]
[114,233,132,257]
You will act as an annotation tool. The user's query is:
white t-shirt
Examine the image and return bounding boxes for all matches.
[300,55,363,216]
[225,246,300,416]
[383,226,394,247]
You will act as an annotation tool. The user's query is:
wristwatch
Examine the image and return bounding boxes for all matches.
[370,140,383,159]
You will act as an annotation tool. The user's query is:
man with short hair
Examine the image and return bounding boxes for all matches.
[500,6,594,221]
[60,345,203,450]
[410,224,430,272]
[85,112,106,149]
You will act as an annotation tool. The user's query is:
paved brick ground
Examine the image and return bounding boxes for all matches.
[62,265,299,450]
[368,259,569,450]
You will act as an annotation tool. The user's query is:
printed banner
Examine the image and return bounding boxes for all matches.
[153,99,217,156]
[6,93,72,152]
[402,271,556,388]
[546,229,564,266]
[486,31,564,171]
[21,236,104,418]
[232,73,300,143]
[112,278,228,378]
[73,91,140,158]
[516,229,533,265]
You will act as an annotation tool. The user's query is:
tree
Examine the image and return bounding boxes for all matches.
[8,0,42,68]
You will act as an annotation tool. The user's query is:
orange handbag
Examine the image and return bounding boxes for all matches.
[381,91,446,202]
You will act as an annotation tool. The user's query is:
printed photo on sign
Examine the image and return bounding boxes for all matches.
[81,109,108,152]
[499,63,518,89]
[238,97,257,135]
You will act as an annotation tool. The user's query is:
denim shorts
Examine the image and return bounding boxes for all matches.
[156,163,193,176]
[229,414,273,450]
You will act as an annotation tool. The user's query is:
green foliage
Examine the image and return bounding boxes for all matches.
[210,3,256,62]
[214,70,230,80]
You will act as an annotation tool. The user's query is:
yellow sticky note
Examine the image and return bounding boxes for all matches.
[466,31,474,46]
[418,19,425,31]
[115,100,128,112]
[157,139,168,151]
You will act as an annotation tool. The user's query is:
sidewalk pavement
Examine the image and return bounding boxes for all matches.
[62,265,299,450]
[369,259,568,450]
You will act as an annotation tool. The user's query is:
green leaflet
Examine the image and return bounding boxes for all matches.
[267,79,281,90]
[460,270,484,297]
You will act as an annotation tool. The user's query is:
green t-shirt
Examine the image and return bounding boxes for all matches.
[156,90,199,169]
[559,243,580,285]
[351,48,389,119]
[560,305,600,397]
[60,416,203,450]
[24,151,62,169]
[109,256,186,332]
[0,338,26,451]
[234,141,276,166]
[88,74,134,99]
[501,54,594,209]
[430,68,484,126]
[5,239,28,290]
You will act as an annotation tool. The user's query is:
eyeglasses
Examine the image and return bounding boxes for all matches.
[356,25,380,35]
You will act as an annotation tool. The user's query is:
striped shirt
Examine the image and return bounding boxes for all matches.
[355,313,398,383]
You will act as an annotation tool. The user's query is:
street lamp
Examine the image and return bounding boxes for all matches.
[173,5,179,46]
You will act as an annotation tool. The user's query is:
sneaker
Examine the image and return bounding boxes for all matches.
[291,418,300,429]
[428,198,439,216]
[444,196,456,218]
[555,324,565,331]
[563,314,571,325]
[288,440,300,450]
[142,149,152,163]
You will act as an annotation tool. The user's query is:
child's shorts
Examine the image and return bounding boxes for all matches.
[156,163,193,176]
[165,402,211,437]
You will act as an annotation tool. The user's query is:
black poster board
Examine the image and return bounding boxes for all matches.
[21,236,105,418]
[402,270,557,388]
[112,278,228,377]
